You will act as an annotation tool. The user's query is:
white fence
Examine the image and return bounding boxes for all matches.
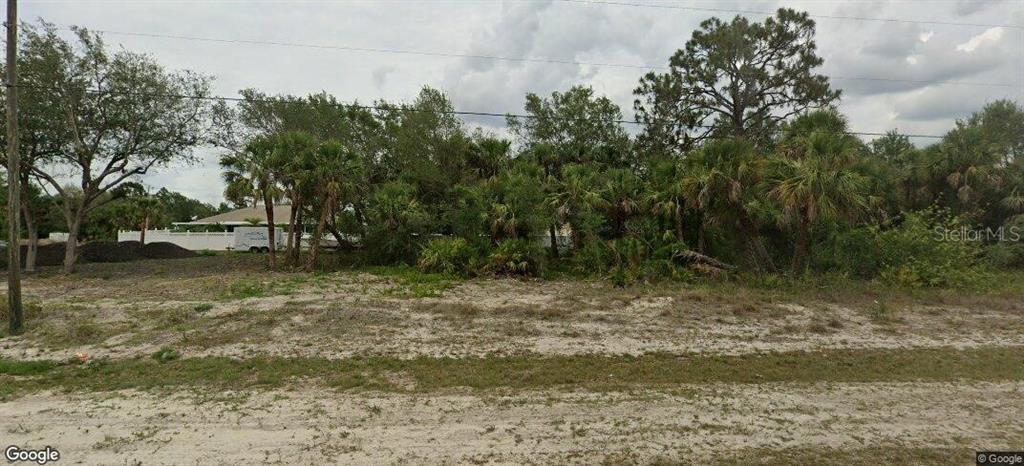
[118,230,234,251]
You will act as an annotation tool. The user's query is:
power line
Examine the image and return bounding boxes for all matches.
[83,28,657,70]
[13,83,947,139]
[556,0,1024,29]
[79,27,1024,89]
[30,0,1024,29]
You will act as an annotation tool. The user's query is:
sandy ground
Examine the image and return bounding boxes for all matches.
[3,260,1023,464]
[2,381,1020,465]
[3,272,1024,361]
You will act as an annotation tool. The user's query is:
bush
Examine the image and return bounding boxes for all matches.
[821,209,988,288]
[984,215,1024,269]
[417,237,478,275]
[607,237,647,286]
[488,238,544,276]
[151,347,181,363]
[363,181,430,264]
[572,239,612,275]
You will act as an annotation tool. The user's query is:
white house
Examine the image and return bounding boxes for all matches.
[119,205,301,251]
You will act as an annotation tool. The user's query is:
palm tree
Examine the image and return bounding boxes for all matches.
[364,181,429,263]
[306,140,363,271]
[646,159,687,243]
[467,136,511,180]
[596,168,641,239]
[766,109,870,271]
[269,131,319,266]
[220,136,282,268]
[131,196,163,246]
[680,139,776,271]
[546,164,600,249]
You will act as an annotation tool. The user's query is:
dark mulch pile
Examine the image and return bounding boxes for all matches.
[1,240,195,269]
[80,241,142,263]
[139,242,197,259]
[33,243,69,267]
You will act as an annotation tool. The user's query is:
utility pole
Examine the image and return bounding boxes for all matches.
[6,0,21,335]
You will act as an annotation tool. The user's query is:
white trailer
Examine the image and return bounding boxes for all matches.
[233,227,284,253]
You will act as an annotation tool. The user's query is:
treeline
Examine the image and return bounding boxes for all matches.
[219,87,1024,286]
[2,12,1023,284]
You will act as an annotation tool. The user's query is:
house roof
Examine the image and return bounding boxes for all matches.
[175,204,293,225]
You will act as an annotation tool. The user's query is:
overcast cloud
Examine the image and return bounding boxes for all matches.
[22,0,1024,205]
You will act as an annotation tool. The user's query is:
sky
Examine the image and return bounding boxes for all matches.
[22,0,1024,205]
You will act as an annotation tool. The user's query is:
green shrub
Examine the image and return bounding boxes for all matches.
[985,242,1024,268]
[572,239,612,275]
[151,347,181,363]
[607,237,647,286]
[877,212,987,288]
[984,215,1024,269]
[363,181,430,264]
[488,239,544,276]
[821,209,988,288]
[417,237,477,275]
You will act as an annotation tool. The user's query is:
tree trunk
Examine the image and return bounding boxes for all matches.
[291,200,304,265]
[285,196,297,263]
[263,194,276,269]
[739,214,776,274]
[697,216,706,254]
[674,203,685,243]
[325,221,346,246]
[792,218,811,272]
[548,224,559,258]
[62,215,82,274]
[307,205,330,272]
[21,202,36,272]
[748,236,776,273]
[140,214,148,245]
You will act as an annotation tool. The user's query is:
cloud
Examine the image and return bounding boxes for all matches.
[892,85,1018,122]
[953,0,1007,16]
[20,0,1024,203]
[827,23,1011,97]
[956,27,1005,52]
[859,22,923,59]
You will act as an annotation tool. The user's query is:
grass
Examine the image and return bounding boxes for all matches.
[366,264,456,298]
[0,358,58,376]
[1,346,1021,398]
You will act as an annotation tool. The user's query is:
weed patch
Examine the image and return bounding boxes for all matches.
[2,346,1021,398]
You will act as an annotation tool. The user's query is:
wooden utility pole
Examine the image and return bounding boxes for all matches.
[6,0,22,335]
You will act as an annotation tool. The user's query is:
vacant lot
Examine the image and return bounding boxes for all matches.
[2,255,1022,465]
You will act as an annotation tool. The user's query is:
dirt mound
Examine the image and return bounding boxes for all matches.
[80,241,142,263]
[139,241,197,259]
[2,240,195,269]
[33,242,69,267]
[0,243,68,268]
